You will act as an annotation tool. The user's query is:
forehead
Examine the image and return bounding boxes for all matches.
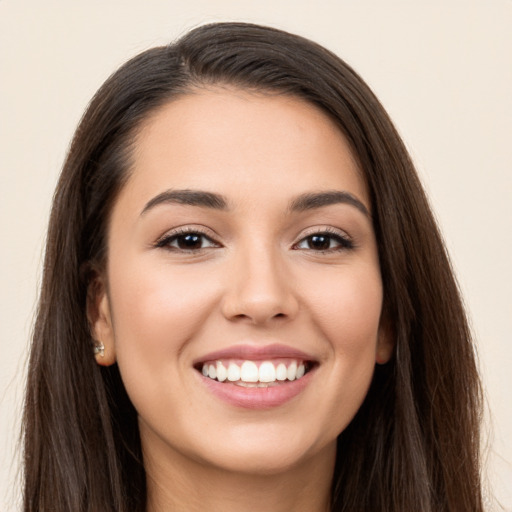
[122,88,368,212]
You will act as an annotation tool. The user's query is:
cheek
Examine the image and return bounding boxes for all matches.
[108,259,219,365]
[106,261,221,423]
[307,268,383,433]
[300,261,383,387]
[304,262,382,342]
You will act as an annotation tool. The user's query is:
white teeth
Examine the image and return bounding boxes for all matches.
[240,361,259,382]
[201,359,310,384]
[276,363,287,381]
[227,363,241,381]
[287,361,297,381]
[216,362,227,382]
[258,361,276,383]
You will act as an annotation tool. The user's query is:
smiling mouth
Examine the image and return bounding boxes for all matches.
[195,359,315,387]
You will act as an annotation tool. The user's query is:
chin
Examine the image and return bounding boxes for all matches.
[187,423,338,477]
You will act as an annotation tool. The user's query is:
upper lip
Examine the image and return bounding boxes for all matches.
[193,343,317,365]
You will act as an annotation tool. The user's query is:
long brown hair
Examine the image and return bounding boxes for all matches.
[23,22,483,511]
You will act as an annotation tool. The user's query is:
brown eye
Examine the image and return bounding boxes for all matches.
[294,231,354,252]
[157,231,219,251]
[307,235,331,250]
[175,233,203,250]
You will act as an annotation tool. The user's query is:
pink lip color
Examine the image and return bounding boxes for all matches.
[198,368,315,409]
[193,343,315,365]
[194,344,317,409]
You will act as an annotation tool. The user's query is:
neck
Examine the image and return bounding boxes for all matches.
[143,435,335,512]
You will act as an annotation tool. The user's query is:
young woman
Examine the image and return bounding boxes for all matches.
[23,22,483,512]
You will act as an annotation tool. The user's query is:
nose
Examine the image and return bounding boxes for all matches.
[220,244,299,326]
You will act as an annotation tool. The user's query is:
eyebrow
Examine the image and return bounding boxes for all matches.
[289,190,370,217]
[140,188,370,218]
[141,189,229,215]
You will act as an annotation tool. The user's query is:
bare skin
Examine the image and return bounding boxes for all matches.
[144,431,335,512]
[89,88,392,511]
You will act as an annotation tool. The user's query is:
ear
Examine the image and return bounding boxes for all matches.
[376,314,394,365]
[86,274,116,366]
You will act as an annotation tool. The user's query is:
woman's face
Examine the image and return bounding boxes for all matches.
[91,89,392,476]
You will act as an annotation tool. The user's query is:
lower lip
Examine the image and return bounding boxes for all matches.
[198,369,315,409]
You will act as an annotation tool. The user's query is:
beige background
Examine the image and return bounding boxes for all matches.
[1,1,511,510]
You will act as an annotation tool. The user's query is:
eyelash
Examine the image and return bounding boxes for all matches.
[292,228,354,253]
[155,227,220,252]
[155,227,354,253]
